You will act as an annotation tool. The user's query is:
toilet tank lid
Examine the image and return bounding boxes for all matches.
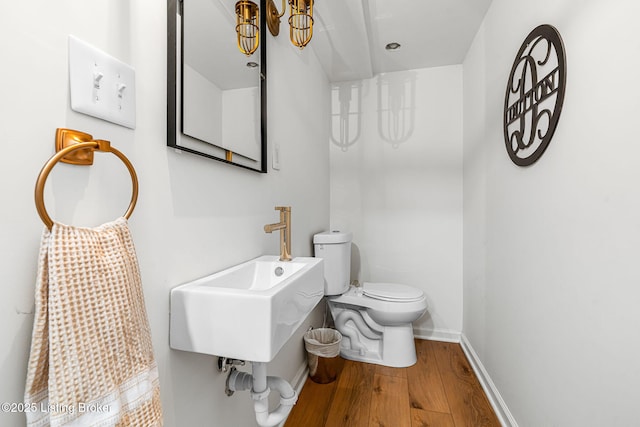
[313,230,353,244]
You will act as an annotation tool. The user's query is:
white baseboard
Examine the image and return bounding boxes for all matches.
[413,327,461,343]
[460,334,518,427]
[290,359,309,396]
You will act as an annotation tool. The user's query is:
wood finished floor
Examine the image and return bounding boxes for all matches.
[285,340,501,427]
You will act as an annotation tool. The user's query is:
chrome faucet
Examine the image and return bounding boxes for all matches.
[264,206,292,262]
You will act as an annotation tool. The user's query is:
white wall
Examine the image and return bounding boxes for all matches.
[183,64,223,147]
[222,86,260,160]
[330,66,463,340]
[0,1,330,426]
[463,0,640,425]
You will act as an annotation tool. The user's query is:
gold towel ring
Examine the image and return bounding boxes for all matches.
[35,139,139,230]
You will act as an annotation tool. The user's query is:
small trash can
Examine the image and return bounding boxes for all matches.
[303,328,342,384]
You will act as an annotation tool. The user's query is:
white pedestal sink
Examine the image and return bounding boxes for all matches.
[170,255,324,362]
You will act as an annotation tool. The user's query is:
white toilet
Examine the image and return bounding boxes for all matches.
[313,231,427,367]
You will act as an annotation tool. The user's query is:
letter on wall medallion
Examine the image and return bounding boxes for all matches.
[503,24,567,166]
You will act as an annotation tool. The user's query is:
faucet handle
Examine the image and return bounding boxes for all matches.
[274,206,291,212]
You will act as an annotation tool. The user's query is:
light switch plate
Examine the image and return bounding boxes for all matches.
[68,35,136,129]
[272,143,281,170]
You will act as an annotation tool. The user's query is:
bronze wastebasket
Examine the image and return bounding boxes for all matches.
[303,328,342,384]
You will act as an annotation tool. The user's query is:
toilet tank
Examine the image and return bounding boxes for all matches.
[313,231,353,296]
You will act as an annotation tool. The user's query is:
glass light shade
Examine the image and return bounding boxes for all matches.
[236,0,260,56]
[288,0,313,49]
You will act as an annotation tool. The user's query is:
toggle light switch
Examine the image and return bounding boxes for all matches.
[117,83,127,110]
[93,71,104,88]
[93,71,104,102]
[69,35,136,129]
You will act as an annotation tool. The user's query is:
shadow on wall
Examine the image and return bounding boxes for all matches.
[377,72,416,149]
[350,242,361,283]
[3,314,34,427]
[330,72,417,152]
[330,81,363,152]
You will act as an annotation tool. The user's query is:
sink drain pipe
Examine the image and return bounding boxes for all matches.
[227,362,298,427]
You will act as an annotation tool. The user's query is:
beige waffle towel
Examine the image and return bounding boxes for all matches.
[25,218,163,427]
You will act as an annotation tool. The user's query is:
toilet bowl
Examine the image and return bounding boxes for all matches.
[313,231,427,367]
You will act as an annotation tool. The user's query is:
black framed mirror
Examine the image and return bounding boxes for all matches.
[167,0,267,173]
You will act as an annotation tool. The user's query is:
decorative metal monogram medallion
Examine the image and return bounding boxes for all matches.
[504,25,566,166]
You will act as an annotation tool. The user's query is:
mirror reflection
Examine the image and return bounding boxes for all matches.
[167,0,267,172]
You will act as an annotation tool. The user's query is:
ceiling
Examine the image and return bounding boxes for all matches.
[183,0,493,87]
[184,0,261,90]
[311,0,493,82]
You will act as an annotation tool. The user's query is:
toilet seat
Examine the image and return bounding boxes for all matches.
[362,282,424,302]
[329,283,426,313]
